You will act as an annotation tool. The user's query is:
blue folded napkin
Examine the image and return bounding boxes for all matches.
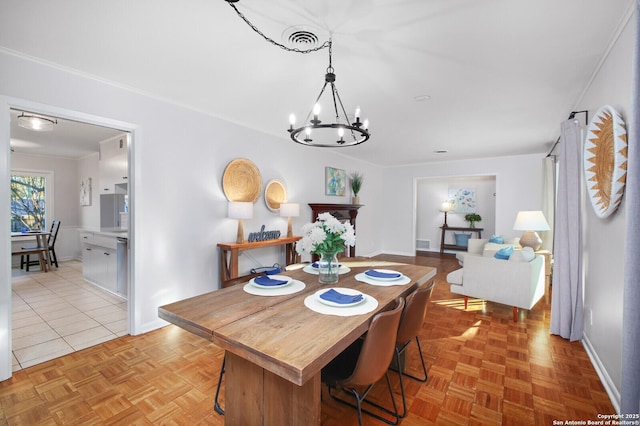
[319,289,363,304]
[365,269,401,279]
[254,275,288,286]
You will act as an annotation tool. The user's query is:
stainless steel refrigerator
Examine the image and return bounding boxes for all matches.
[100,194,127,229]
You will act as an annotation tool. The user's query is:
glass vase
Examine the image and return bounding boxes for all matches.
[318,251,340,285]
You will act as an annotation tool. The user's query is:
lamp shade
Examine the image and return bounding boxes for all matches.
[279,203,300,218]
[513,211,550,231]
[228,201,253,219]
[440,201,453,212]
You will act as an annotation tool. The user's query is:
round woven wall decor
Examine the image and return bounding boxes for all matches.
[583,105,628,218]
[264,179,287,212]
[222,158,262,202]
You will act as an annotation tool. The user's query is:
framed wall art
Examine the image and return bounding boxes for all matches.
[448,187,476,213]
[325,167,346,196]
[80,177,92,206]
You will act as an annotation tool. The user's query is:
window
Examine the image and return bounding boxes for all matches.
[10,171,52,232]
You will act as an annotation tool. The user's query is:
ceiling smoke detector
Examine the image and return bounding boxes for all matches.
[282,26,320,49]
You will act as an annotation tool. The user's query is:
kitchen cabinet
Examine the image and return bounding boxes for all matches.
[80,231,120,295]
[99,134,128,194]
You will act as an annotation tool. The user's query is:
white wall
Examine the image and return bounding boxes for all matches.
[417,175,496,252]
[0,50,384,379]
[578,9,634,410]
[78,153,101,236]
[9,153,79,264]
[381,154,545,256]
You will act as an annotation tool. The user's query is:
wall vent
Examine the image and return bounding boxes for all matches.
[416,239,431,251]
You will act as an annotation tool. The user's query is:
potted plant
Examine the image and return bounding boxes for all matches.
[349,172,363,204]
[464,213,482,228]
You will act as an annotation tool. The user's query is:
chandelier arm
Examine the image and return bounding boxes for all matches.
[332,84,359,142]
[330,83,340,122]
[226,2,330,54]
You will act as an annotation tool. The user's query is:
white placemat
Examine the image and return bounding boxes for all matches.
[354,272,411,286]
[243,280,306,296]
[302,265,351,275]
[304,287,378,316]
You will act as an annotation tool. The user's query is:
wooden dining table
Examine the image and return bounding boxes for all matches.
[158,259,436,425]
[11,231,52,272]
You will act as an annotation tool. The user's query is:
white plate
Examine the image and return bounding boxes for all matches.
[364,269,403,281]
[315,287,365,308]
[249,275,293,289]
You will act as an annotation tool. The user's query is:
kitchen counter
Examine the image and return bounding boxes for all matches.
[81,228,129,239]
[79,229,128,298]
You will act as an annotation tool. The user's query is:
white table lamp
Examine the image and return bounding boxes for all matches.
[279,202,300,238]
[513,210,550,250]
[440,200,453,227]
[228,201,253,243]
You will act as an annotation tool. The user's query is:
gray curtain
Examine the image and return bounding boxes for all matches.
[550,118,583,341]
[541,156,556,252]
[621,0,640,416]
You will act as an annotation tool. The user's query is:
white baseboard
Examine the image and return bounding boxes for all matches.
[582,333,621,413]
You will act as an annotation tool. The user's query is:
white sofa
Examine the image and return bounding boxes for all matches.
[447,239,545,321]
[455,237,521,265]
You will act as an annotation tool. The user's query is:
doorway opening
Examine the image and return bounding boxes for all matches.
[8,107,133,371]
[415,175,496,256]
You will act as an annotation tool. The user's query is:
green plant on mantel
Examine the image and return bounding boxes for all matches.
[464,213,482,228]
[349,172,363,196]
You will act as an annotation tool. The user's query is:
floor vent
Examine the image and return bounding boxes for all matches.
[416,239,431,251]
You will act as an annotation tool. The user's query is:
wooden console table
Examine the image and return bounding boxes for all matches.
[309,203,362,257]
[217,236,301,288]
[439,226,483,254]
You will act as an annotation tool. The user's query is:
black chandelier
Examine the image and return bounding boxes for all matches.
[224,0,370,147]
[287,40,370,147]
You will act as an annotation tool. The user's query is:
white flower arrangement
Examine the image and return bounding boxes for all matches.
[296,212,356,256]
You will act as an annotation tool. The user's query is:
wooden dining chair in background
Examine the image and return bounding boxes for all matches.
[321,297,405,426]
[21,220,61,271]
[392,280,435,417]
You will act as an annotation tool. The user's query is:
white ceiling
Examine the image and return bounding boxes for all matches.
[1,0,633,165]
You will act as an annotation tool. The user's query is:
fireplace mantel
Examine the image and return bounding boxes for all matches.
[309,203,363,257]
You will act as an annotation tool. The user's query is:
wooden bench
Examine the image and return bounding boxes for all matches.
[12,247,50,272]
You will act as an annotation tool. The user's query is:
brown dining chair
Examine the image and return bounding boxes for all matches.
[322,297,405,426]
[21,220,61,271]
[392,280,435,417]
[214,355,226,415]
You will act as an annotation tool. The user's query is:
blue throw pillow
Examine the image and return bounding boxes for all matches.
[494,246,514,260]
[488,235,504,244]
[454,233,471,247]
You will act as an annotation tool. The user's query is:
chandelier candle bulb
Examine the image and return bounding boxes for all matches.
[312,103,321,124]
[289,113,296,130]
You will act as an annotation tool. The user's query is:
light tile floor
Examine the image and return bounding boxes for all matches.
[11,260,128,371]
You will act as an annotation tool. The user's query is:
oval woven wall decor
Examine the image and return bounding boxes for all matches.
[583,105,628,218]
[264,179,287,212]
[222,158,263,202]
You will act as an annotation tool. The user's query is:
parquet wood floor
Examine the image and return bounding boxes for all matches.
[0,254,615,425]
